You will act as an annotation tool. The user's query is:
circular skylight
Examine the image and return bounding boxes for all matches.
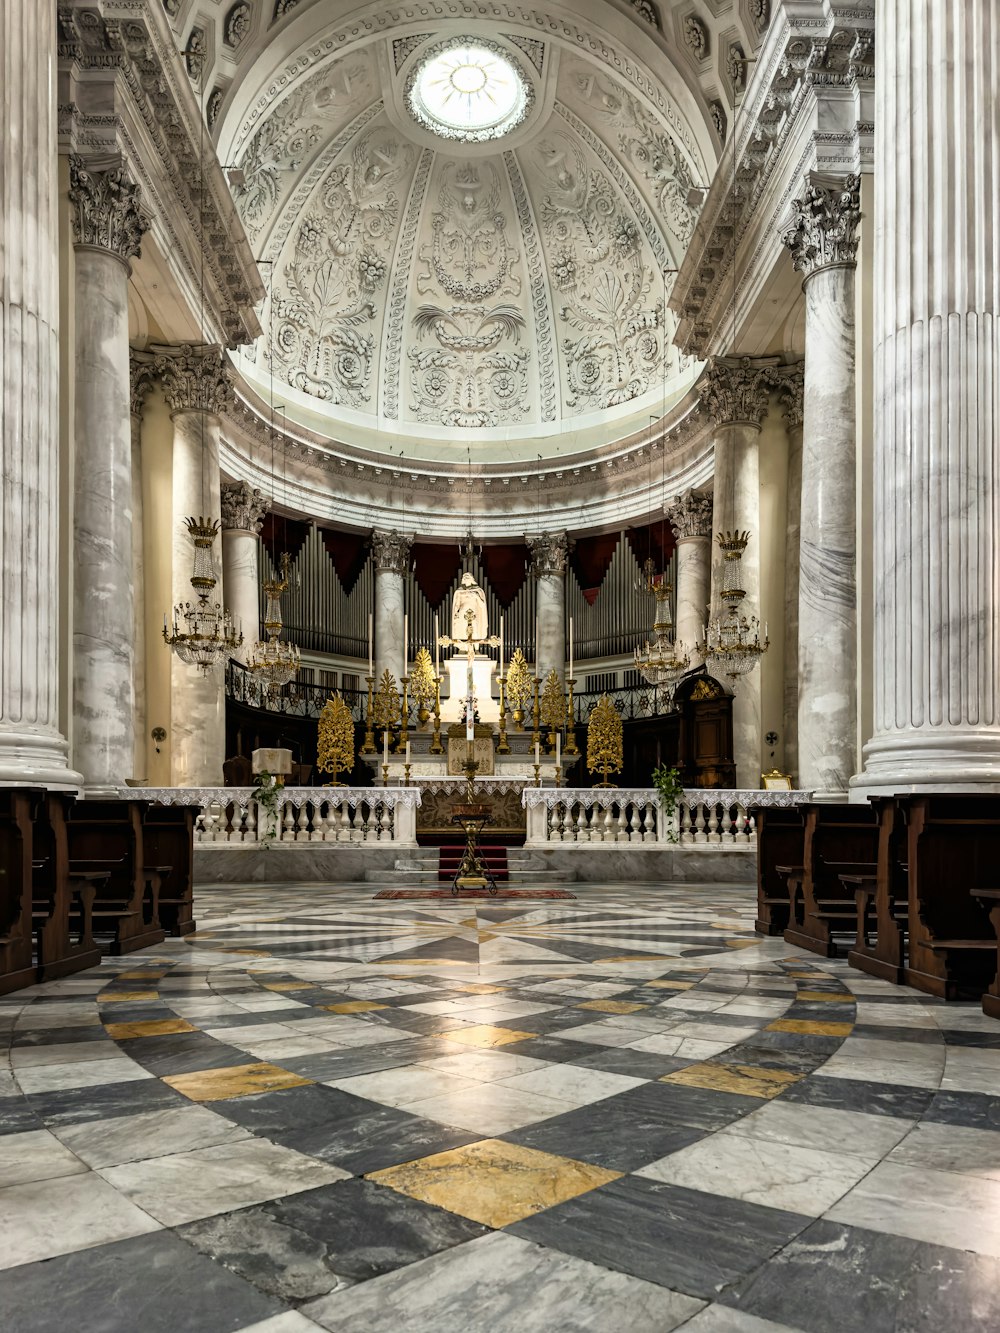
[406,38,532,142]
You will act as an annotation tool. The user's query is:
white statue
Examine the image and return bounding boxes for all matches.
[451,571,489,644]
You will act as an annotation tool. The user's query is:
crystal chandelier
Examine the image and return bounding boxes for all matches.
[164,518,242,673]
[249,551,301,693]
[698,531,769,685]
[634,559,690,698]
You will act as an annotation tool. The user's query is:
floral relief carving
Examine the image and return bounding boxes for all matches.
[221,481,269,533]
[781,174,862,276]
[156,346,232,416]
[370,530,412,573]
[68,157,150,263]
[272,128,414,407]
[527,532,570,576]
[666,489,713,540]
[698,356,775,428]
[683,16,709,61]
[225,2,252,48]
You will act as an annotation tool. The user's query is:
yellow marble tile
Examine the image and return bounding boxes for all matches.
[786,970,833,979]
[457,984,508,994]
[374,959,473,967]
[221,948,271,958]
[98,991,160,1003]
[725,939,757,950]
[261,982,315,992]
[767,1018,854,1037]
[645,980,696,991]
[661,1062,802,1100]
[795,990,853,1003]
[595,956,673,964]
[432,1025,537,1048]
[163,1062,313,1102]
[104,1018,197,1040]
[115,970,167,981]
[575,999,648,1014]
[320,1001,390,1014]
[367,1138,621,1228]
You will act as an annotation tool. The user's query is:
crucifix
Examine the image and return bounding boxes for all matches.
[438,609,501,746]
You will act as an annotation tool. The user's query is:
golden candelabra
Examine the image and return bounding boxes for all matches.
[531,674,541,749]
[396,675,409,753]
[317,694,354,786]
[540,669,567,753]
[497,674,511,754]
[429,676,444,755]
[587,693,624,788]
[564,677,580,756]
[361,674,376,754]
[409,647,436,724]
[506,648,532,730]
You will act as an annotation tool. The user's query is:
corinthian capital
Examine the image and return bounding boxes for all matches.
[781,174,862,277]
[68,157,149,265]
[221,481,268,534]
[775,362,805,429]
[698,357,774,428]
[155,346,232,416]
[527,532,570,577]
[666,489,713,540]
[370,529,412,574]
[129,354,157,419]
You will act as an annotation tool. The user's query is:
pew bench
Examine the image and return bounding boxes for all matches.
[752,807,806,937]
[847,797,910,984]
[971,888,1000,1020]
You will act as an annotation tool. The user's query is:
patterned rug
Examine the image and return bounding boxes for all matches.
[372,888,577,900]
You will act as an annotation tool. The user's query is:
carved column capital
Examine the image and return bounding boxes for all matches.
[129,354,158,419]
[68,156,149,266]
[776,362,805,430]
[154,345,232,417]
[781,174,862,278]
[527,531,570,577]
[370,529,412,574]
[698,356,774,429]
[221,480,268,534]
[666,489,713,541]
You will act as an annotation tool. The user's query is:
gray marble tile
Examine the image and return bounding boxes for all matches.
[0,1127,89,1187]
[180,1178,488,1301]
[57,1103,253,1168]
[23,1078,187,1127]
[302,1230,703,1332]
[0,1171,162,1270]
[0,1229,283,1333]
[781,1075,934,1120]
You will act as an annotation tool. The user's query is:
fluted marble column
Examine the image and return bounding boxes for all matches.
[856,0,1000,793]
[68,159,149,792]
[528,533,569,684]
[221,482,268,666]
[666,490,713,667]
[782,177,861,798]
[0,5,80,787]
[157,348,230,787]
[700,357,773,788]
[130,358,157,781]
[371,531,412,685]
[778,366,804,783]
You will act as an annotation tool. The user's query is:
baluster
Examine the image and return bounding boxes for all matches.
[691,801,705,843]
[575,804,587,842]
[201,808,218,843]
[345,803,359,842]
[627,802,639,842]
[194,811,208,844]
[296,803,310,842]
[616,804,628,842]
[746,809,757,846]
[679,802,694,845]
[281,801,295,841]
[547,802,559,844]
[313,801,329,842]
[603,805,615,843]
[708,803,722,845]
[382,803,394,841]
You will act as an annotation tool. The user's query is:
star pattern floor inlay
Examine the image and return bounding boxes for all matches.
[2,880,1000,1331]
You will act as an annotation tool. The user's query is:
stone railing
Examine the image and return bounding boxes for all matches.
[522,788,811,849]
[132,787,421,847]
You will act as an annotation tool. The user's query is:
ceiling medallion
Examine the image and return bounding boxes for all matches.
[406,37,533,142]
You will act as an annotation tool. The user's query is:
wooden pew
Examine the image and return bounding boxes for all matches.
[752,806,805,936]
[847,796,909,983]
[0,789,41,995]
[65,800,166,954]
[783,803,879,957]
[970,889,1000,1020]
[141,805,197,937]
[32,793,103,981]
[904,795,1000,1000]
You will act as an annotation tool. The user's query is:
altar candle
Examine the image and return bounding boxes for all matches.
[569,617,574,679]
[466,713,474,743]
[535,614,540,667]
[499,615,504,677]
[534,740,540,766]
[405,742,411,765]
[434,614,440,676]
[402,614,408,676]
[556,733,561,767]
[368,614,373,676]
[383,730,389,766]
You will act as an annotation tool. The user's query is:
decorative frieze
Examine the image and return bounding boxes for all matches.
[221,480,268,534]
[698,357,774,429]
[781,174,862,278]
[156,346,232,416]
[527,532,570,577]
[68,157,149,265]
[370,530,412,574]
[667,489,713,541]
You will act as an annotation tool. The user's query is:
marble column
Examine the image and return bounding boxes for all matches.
[68,159,149,793]
[666,489,713,667]
[528,533,569,685]
[782,178,861,799]
[0,4,80,787]
[371,530,412,686]
[699,357,773,788]
[856,0,1000,794]
[130,358,157,781]
[776,366,805,783]
[156,348,230,788]
[221,481,268,666]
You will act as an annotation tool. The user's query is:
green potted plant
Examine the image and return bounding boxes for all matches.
[253,770,285,847]
[651,764,684,843]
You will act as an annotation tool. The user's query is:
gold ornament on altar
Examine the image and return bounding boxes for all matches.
[317,694,355,786]
[505,648,532,729]
[587,693,623,787]
[372,668,400,732]
[540,669,567,751]
[409,647,436,724]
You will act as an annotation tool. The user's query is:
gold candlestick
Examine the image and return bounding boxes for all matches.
[533,762,542,787]
[497,674,511,755]
[555,764,563,788]
[403,763,412,787]
[531,675,541,749]
[429,677,444,755]
[381,763,390,787]
[564,677,580,756]
[361,674,376,754]
[395,675,409,753]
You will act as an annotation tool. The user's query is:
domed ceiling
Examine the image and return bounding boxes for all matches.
[224,23,711,462]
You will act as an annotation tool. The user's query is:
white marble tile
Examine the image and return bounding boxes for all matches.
[99,1139,349,1227]
[10,1039,123,1068]
[495,1064,646,1106]
[405,1083,572,1134]
[886,1120,1000,1180]
[14,1057,154,1095]
[416,1050,552,1082]
[0,1172,161,1270]
[556,1021,655,1047]
[681,1309,798,1333]
[327,1066,482,1108]
[237,1314,327,1333]
[57,1104,253,1169]
[940,1047,1000,1095]
[0,1129,89,1188]
[725,1101,913,1157]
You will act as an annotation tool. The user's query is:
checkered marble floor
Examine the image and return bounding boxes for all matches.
[3,881,1000,1332]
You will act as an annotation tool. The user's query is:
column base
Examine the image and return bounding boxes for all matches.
[851,729,1000,799]
[0,729,83,790]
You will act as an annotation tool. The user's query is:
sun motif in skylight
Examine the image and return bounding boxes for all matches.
[406,38,532,142]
